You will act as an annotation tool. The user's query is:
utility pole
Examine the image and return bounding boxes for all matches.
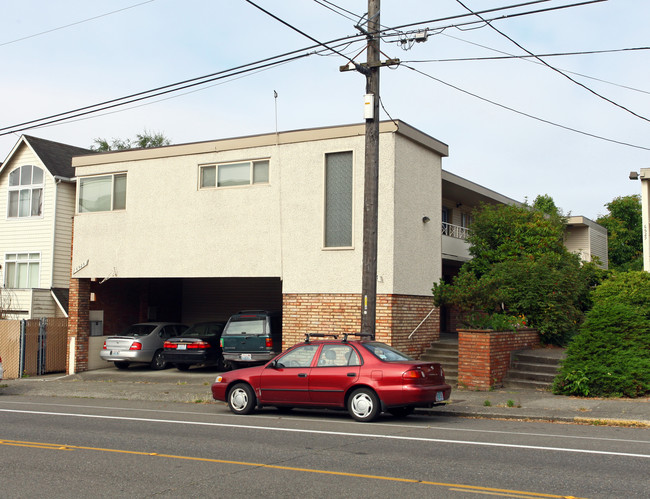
[360,0,380,339]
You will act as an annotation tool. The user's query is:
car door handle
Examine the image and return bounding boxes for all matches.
[347,373,356,377]
[298,373,307,377]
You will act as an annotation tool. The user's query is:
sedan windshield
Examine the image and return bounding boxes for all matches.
[119,324,157,337]
[362,342,414,362]
[182,323,223,338]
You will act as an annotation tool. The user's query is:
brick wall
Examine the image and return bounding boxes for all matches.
[68,277,90,373]
[282,293,440,358]
[458,329,540,390]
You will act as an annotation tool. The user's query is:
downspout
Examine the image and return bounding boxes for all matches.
[50,176,74,308]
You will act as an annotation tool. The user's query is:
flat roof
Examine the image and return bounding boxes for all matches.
[72,120,449,167]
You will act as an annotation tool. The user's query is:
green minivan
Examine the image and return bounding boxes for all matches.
[220,311,282,369]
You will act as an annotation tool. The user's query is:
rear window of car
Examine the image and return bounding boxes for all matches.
[119,324,157,337]
[183,323,224,337]
[361,342,414,362]
[223,319,265,336]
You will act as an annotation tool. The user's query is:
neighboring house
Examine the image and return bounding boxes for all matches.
[564,216,608,267]
[0,135,91,319]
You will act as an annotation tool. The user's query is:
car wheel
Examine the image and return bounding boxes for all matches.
[219,358,233,371]
[347,387,380,422]
[175,364,191,371]
[114,361,129,370]
[228,383,256,415]
[150,350,168,370]
[388,406,414,418]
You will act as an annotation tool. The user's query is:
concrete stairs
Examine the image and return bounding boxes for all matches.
[419,335,459,386]
[503,349,566,390]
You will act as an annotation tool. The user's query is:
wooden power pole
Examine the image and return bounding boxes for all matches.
[360,0,381,339]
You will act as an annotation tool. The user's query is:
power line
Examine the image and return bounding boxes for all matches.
[455,0,650,124]
[244,0,362,70]
[0,0,157,48]
[402,63,650,151]
[0,52,311,137]
[407,46,650,63]
[0,0,631,137]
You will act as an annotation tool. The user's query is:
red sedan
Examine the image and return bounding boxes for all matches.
[211,333,451,422]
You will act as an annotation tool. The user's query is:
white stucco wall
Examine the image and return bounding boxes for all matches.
[71,123,448,297]
[392,134,442,296]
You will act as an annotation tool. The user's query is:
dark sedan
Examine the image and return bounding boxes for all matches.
[211,333,451,422]
[163,322,228,371]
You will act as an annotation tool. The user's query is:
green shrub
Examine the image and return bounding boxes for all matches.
[553,272,650,398]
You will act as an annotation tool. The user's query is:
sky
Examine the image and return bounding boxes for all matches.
[1,0,649,220]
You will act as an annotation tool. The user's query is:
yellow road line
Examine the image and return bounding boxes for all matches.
[0,438,587,499]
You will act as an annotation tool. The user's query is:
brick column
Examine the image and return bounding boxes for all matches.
[67,277,90,373]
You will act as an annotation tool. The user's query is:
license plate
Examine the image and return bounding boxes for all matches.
[177,344,187,350]
[110,351,120,356]
[240,353,252,360]
[435,391,444,402]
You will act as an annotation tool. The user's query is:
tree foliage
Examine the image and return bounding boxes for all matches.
[596,195,642,271]
[553,271,650,397]
[90,130,171,151]
[433,200,605,345]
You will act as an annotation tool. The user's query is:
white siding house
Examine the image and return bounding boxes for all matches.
[0,136,91,319]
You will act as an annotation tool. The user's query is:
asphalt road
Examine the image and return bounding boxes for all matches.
[1,395,648,498]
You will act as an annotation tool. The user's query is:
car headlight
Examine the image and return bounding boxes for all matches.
[215,376,223,383]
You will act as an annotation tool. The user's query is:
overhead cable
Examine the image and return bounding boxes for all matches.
[402,63,650,151]
[455,0,650,124]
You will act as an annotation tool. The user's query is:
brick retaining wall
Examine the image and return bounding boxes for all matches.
[458,329,540,390]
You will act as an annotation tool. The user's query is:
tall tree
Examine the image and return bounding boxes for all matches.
[596,195,642,271]
[433,200,604,345]
[90,130,171,152]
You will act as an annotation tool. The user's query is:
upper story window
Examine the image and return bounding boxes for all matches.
[7,165,44,218]
[78,173,127,213]
[4,252,40,288]
[200,160,270,189]
[324,151,353,248]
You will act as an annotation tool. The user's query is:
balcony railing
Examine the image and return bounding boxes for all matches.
[442,221,471,240]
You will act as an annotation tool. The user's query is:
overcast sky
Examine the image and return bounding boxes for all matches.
[2,0,649,219]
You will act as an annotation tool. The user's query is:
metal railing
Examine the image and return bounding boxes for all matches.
[441,221,471,240]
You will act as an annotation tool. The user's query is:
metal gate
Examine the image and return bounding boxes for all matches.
[19,318,67,377]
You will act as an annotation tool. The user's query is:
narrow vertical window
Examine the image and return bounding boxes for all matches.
[324,151,353,248]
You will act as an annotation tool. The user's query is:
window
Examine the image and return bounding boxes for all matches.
[200,160,270,189]
[4,253,40,289]
[316,344,360,367]
[7,165,44,218]
[324,151,353,248]
[78,173,127,213]
[461,213,473,228]
[277,344,319,368]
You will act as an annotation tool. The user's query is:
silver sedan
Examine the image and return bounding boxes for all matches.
[100,322,188,370]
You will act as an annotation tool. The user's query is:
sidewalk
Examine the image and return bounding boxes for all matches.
[1,367,648,427]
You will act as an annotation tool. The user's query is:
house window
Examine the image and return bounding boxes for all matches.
[78,173,127,213]
[7,165,44,218]
[4,253,40,289]
[324,151,353,248]
[199,160,270,189]
[461,213,473,228]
